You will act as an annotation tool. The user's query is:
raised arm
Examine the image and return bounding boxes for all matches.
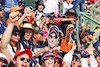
[0,11,22,64]
[16,10,32,28]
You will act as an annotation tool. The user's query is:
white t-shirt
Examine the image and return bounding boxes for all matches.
[43,0,56,13]
[36,10,43,26]
[8,43,24,58]
[63,1,73,14]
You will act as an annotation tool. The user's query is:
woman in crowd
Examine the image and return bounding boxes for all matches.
[7,26,25,60]
[41,51,55,67]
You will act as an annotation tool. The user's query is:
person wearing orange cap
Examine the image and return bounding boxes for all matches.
[6,6,22,26]
[60,24,75,52]
[0,11,33,67]
[53,24,75,57]
[1,0,18,23]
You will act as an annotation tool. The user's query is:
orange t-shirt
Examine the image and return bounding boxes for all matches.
[60,37,73,53]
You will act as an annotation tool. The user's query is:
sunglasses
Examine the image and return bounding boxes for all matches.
[18,2,25,6]
[0,8,4,12]
[48,35,57,39]
[55,61,61,64]
[20,57,31,63]
[39,33,43,36]
[1,63,8,67]
[0,38,1,41]
[44,56,54,60]
[72,58,80,62]
[12,33,21,36]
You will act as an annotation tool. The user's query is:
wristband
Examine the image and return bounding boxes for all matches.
[87,41,92,46]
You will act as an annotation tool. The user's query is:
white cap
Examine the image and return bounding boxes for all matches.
[0,53,8,64]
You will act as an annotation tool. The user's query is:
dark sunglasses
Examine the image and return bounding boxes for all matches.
[0,8,4,12]
[20,57,31,63]
[72,58,80,62]
[1,63,8,67]
[18,2,25,6]
[0,38,1,41]
[44,56,54,60]
[12,33,21,36]
[55,61,61,64]
[39,33,43,36]
[48,35,57,39]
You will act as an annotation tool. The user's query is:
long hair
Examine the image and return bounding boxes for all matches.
[9,41,21,53]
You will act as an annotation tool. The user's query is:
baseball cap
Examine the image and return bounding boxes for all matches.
[10,6,22,13]
[41,51,55,60]
[48,25,59,37]
[66,24,74,30]
[65,8,77,16]
[0,53,8,64]
[55,53,63,66]
[14,49,32,59]
[73,53,81,59]
[38,2,45,9]
[35,27,48,37]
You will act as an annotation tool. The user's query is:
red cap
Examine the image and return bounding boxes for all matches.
[0,53,8,64]
[14,49,32,59]
[55,53,63,66]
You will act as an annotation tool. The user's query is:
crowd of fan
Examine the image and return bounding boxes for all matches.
[0,0,100,67]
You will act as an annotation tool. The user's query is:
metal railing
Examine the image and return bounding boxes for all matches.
[78,0,100,31]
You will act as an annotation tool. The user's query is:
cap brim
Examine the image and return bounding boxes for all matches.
[0,58,8,64]
[23,49,32,58]
[14,49,32,59]
[73,54,81,59]
[42,54,55,60]
[67,26,74,30]
[39,31,48,37]
[55,56,63,66]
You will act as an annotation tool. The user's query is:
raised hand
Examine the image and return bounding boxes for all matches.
[24,10,32,17]
[9,11,21,23]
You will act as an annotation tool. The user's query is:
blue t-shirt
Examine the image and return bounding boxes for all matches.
[1,0,18,12]
[0,21,7,34]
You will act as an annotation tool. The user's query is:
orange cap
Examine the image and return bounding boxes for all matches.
[66,24,74,30]
[10,6,22,13]
[6,18,17,26]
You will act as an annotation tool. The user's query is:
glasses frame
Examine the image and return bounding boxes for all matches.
[20,57,31,63]
[44,56,54,60]
[12,33,21,36]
